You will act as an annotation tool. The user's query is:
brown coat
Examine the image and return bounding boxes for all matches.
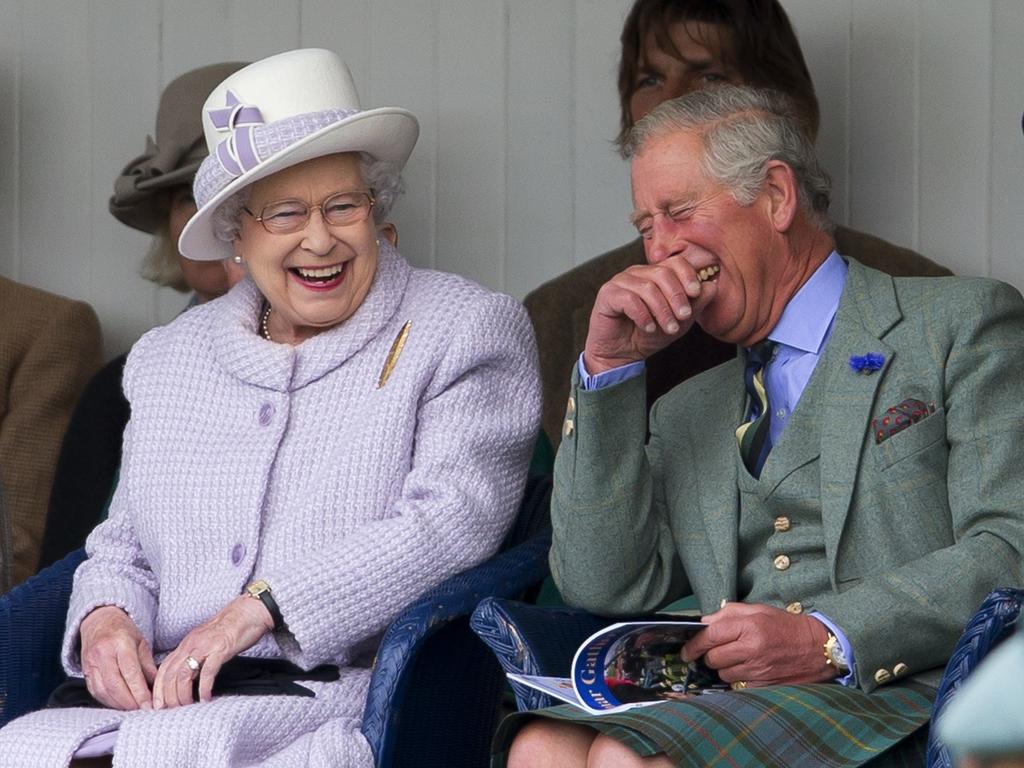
[0,277,101,588]
[525,226,952,451]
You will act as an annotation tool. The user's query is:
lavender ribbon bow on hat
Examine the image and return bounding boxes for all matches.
[208,91,265,178]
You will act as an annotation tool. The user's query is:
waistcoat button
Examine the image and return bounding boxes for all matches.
[773,516,791,533]
[773,554,791,571]
[786,601,803,614]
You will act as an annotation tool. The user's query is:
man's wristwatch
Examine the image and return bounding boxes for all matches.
[245,579,285,632]
[823,632,850,676]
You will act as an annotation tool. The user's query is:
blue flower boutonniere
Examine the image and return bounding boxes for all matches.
[849,353,885,374]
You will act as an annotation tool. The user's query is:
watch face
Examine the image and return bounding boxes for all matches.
[826,636,849,671]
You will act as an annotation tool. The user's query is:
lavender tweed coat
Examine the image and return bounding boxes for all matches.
[0,244,541,767]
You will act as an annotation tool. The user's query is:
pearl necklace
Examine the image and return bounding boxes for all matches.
[260,303,273,342]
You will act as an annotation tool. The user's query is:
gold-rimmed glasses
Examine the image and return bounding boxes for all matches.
[243,190,375,234]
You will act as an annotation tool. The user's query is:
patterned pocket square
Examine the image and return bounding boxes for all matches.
[872,398,936,444]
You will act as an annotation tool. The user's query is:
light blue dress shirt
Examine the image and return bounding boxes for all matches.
[758,251,847,447]
[578,251,857,685]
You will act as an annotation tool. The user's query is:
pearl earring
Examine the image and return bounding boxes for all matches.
[232,255,243,264]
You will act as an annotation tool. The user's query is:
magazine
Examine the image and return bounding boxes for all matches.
[508,620,728,715]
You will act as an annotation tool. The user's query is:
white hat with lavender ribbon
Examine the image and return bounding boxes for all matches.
[179,48,419,261]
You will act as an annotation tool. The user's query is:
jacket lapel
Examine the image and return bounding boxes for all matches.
[818,260,902,579]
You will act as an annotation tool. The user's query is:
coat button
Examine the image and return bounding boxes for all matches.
[893,662,909,677]
[874,668,893,685]
[563,418,574,438]
[230,543,245,565]
[773,554,791,571]
[773,516,791,533]
[258,402,275,426]
[785,601,803,614]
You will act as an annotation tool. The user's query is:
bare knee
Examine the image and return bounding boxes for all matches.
[508,719,596,768]
[588,734,675,768]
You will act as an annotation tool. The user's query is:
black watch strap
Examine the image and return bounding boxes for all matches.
[247,580,285,632]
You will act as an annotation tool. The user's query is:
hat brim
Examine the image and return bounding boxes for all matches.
[109,160,204,235]
[179,106,418,261]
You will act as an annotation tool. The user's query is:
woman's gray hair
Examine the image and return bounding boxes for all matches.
[624,86,833,232]
[139,227,189,291]
[210,152,403,243]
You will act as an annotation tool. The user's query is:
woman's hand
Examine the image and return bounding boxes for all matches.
[152,594,273,709]
[79,605,158,710]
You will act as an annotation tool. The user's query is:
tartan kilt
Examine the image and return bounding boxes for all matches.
[492,681,934,768]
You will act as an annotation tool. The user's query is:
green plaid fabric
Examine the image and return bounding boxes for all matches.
[492,682,933,767]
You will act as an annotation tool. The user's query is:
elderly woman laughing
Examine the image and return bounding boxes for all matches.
[0,49,540,767]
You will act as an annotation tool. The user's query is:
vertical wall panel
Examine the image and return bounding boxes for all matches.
[90,0,163,357]
[506,0,574,299]
[229,0,301,60]
[572,0,634,267]
[848,0,918,250]
[18,1,92,300]
[369,0,438,273]
[2,1,1022,358]
[300,0,372,92]
[161,0,231,75]
[918,2,991,277]
[0,0,21,279]
[434,0,505,290]
[989,0,1024,291]
[785,0,851,226]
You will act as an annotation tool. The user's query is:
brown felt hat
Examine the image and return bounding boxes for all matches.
[109,62,247,234]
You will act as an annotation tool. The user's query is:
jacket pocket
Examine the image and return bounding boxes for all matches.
[874,407,947,470]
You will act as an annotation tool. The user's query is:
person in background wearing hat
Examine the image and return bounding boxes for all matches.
[0,48,540,767]
[526,0,952,457]
[0,278,101,591]
[35,62,246,573]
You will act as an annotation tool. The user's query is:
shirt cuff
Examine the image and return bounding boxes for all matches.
[811,611,857,687]
[577,353,645,390]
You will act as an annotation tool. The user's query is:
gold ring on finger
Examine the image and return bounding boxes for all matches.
[730,681,748,691]
[184,655,202,673]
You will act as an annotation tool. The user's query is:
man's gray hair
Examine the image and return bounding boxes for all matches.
[210,152,403,243]
[624,86,833,232]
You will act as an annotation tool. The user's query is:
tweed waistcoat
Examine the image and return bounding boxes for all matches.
[737,351,832,610]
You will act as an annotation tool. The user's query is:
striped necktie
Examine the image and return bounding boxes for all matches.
[736,340,777,478]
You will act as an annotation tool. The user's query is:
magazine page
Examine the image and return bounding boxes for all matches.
[571,621,724,711]
[506,674,584,708]
[508,672,682,716]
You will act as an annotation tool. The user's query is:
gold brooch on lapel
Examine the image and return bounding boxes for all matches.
[849,353,885,374]
[377,321,412,389]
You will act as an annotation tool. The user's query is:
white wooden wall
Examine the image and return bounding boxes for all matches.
[1,1,1021,359]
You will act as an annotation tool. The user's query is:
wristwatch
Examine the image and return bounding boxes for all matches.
[823,632,850,675]
[245,579,285,632]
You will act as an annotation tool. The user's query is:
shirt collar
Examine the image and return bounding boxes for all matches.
[767,251,847,355]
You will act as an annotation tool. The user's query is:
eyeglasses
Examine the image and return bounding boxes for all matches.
[243,190,376,234]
